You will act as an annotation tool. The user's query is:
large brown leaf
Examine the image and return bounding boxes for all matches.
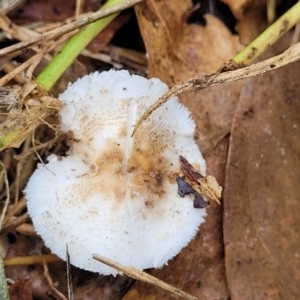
[223,34,300,299]
[222,0,267,44]
[135,0,242,154]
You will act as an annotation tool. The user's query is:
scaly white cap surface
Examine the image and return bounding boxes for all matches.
[25,70,207,275]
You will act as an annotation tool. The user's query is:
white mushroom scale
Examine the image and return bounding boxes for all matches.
[25,70,207,275]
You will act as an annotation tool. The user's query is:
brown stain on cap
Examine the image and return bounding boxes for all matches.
[93,117,174,209]
[127,122,171,208]
[94,140,126,204]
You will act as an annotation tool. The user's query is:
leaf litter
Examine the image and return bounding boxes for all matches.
[0,0,300,299]
[223,32,300,300]
[135,0,242,154]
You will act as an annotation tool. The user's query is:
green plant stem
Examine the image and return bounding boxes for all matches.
[0,161,9,300]
[0,256,9,300]
[36,0,124,91]
[233,1,300,65]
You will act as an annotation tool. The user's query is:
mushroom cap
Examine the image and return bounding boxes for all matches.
[25,70,206,275]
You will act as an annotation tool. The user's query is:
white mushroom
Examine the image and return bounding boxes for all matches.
[25,70,207,275]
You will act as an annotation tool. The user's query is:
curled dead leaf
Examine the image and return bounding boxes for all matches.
[179,155,222,205]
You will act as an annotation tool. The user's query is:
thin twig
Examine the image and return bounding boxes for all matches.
[0,9,40,41]
[25,41,52,83]
[0,10,53,62]
[132,40,300,136]
[0,161,10,229]
[0,161,10,300]
[0,32,69,87]
[93,254,198,300]
[31,128,46,166]
[1,61,25,84]
[81,49,123,69]
[43,261,68,300]
[75,0,83,17]
[0,0,24,15]
[14,158,26,205]
[3,254,61,267]
[0,52,44,87]
[0,0,144,59]
[3,197,26,223]
[0,213,29,235]
[66,245,74,300]
[267,0,276,24]
[14,135,61,161]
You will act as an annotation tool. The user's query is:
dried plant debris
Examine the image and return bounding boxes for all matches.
[0,86,62,151]
[93,254,198,300]
[0,86,23,109]
[176,176,208,208]
[177,155,222,206]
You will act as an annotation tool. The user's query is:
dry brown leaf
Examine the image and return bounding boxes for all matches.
[178,155,222,205]
[223,34,300,299]
[9,279,33,300]
[4,233,133,299]
[135,0,242,154]
[222,0,268,44]
[122,136,229,300]
[11,0,75,23]
[10,0,99,23]
[87,13,131,53]
[5,234,54,299]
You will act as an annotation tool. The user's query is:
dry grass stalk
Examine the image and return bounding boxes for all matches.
[0,161,10,229]
[93,254,198,300]
[0,0,144,59]
[43,261,68,300]
[132,40,300,136]
[0,213,29,235]
[4,254,61,267]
